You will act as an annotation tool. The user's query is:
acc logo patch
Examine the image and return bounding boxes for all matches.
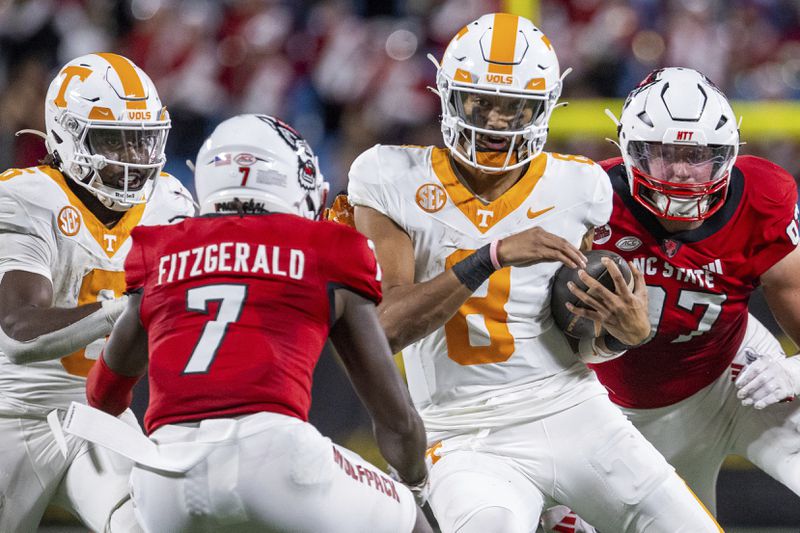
[415,183,446,213]
[235,153,256,166]
[593,224,612,245]
[615,236,642,251]
[57,206,81,236]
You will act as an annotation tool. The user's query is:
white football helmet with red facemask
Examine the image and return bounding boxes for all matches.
[44,53,170,211]
[433,13,563,172]
[194,114,329,219]
[617,67,739,221]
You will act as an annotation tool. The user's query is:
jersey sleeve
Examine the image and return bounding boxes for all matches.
[320,223,382,304]
[585,163,614,228]
[0,179,55,280]
[739,157,799,278]
[124,227,149,292]
[149,173,197,225]
[347,145,390,216]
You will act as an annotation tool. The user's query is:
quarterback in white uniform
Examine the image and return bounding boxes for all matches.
[0,53,194,532]
[349,13,722,533]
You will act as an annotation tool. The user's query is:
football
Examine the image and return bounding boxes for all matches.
[550,250,633,339]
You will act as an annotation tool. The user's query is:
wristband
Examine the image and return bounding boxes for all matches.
[489,239,503,270]
[603,333,639,352]
[451,244,496,291]
[86,354,141,416]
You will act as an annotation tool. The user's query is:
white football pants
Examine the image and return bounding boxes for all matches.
[622,314,800,514]
[130,411,418,533]
[426,394,721,533]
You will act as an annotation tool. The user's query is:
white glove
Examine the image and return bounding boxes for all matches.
[735,356,800,409]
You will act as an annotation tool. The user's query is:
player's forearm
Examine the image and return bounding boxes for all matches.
[373,415,428,486]
[0,300,126,364]
[379,272,473,352]
[763,284,800,349]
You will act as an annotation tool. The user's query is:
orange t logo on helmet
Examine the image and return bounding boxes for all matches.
[53,66,93,108]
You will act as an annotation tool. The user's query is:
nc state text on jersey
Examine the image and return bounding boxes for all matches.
[157,243,305,285]
[632,256,718,289]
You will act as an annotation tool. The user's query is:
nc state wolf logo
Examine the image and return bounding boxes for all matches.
[661,239,681,258]
[256,115,318,191]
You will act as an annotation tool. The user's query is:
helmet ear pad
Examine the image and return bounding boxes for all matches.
[194,114,328,220]
[617,67,739,222]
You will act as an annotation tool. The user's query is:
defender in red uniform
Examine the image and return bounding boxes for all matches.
[573,68,800,515]
[76,114,433,533]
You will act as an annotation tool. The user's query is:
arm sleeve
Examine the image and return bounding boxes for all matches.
[585,164,614,228]
[124,229,148,292]
[347,145,390,216]
[322,224,382,304]
[0,182,55,280]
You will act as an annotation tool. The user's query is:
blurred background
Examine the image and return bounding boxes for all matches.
[1,0,798,530]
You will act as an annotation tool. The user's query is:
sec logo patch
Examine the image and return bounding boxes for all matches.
[57,206,81,236]
[416,183,447,213]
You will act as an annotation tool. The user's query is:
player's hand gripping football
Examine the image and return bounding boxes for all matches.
[497,227,587,269]
[565,258,650,346]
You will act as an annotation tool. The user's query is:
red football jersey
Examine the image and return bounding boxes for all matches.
[124,214,382,434]
[589,156,798,408]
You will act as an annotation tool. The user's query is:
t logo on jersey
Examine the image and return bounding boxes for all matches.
[103,234,118,252]
[58,206,82,236]
[476,209,494,228]
[416,183,447,213]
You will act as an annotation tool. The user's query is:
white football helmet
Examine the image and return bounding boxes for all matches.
[194,114,329,219]
[617,67,739,221]
[44,53,169,211]
[434,13,563,172]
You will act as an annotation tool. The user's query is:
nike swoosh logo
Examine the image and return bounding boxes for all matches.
[527,205,555,219]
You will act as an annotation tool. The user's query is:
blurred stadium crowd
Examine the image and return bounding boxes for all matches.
[1,0,799,198]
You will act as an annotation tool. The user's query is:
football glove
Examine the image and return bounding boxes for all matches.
[735,355,800,409]
[323,193,355,228]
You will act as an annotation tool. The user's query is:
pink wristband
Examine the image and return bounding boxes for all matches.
[489,239,502,270]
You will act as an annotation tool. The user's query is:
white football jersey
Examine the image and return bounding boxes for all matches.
[0,166,195,415]
[349,145,613,436]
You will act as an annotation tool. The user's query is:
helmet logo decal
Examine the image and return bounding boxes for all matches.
[54,66,93,108]
[297,156,317,191]
[212,153,232,166]
[235,153,256,166]
[127,111,151,120]
[255,115,318,191]
[415,183,447,213]
[256,115,304,150]
[57,206,82,236]
[675,131,694,141]
[486,74,513,85]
